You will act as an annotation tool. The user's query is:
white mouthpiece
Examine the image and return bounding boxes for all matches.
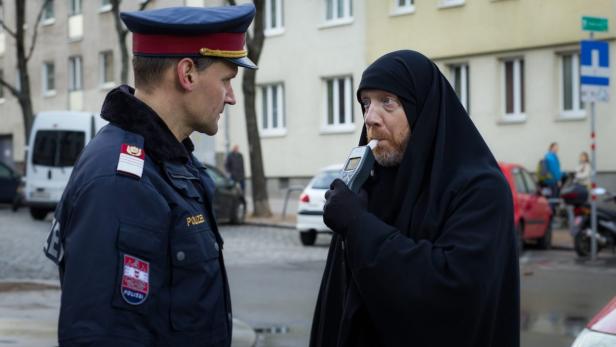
[367,139,378,150]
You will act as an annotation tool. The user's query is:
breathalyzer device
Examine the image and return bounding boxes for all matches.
[339,140,378,193]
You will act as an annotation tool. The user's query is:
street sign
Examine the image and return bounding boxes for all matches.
[580,40,610,102]
[582,16,608,32]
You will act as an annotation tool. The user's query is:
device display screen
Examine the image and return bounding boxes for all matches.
[345,157,361,171]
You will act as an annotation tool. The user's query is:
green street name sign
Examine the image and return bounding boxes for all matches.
[582,16,608,32]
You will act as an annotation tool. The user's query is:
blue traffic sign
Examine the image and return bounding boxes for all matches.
[580,40,610,102]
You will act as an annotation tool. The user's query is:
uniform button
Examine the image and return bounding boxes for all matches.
[214,242,220,252]
[176,251,185,262]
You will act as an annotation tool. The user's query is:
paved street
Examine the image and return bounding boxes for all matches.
[1,206,616,347]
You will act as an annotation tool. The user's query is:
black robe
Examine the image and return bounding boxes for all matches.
[310,51,519,347]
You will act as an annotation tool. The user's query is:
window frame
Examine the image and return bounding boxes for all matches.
[69,0,82,16]
[559,52,586,120]
[391,0,415,16]
[258,83,287,137]
[42,61,56,96]
[500,57,526,123]
[438,0,465,8]
[99,50,115,88]
[42,0,56,25]
[68,56,83,91]
[323,0,353,27]
[265,0,284,36]
[321,75,355,133]
[449,63,470,113]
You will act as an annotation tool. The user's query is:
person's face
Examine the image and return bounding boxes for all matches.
[552,144,559,153]
[579,153,588,163]
[187,61,237,136]
[359,89,410,167]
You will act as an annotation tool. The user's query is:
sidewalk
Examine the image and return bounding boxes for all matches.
[0,281,256,347]
[244,196,298,229]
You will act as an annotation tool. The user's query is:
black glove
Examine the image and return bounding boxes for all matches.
[323,179,367,236]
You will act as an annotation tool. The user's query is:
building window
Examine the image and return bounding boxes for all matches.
[69,0,82,16]
[100,0,112,12]
[265,0,284,35]
[100,51,114,86]
[42,0,55,24]
[325,0,353,22]
[69,56,83,91]
[259,83,285,135]
[561,53,585,117]
[392,0,415,15]
[43,62,55,95]
[449,64,470,113]
[502,58,525,119]
[323,76,354,130]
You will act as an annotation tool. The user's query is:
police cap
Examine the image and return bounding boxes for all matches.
[120,4,257,69]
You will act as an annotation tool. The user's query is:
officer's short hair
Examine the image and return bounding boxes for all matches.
[133,56,217,92]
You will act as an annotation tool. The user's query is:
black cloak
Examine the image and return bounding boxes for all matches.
[310,50,519,347]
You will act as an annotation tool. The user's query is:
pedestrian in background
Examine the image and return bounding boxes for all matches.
[544,142,565,214]
[225,144,246,194]
[574,151,591,189]
[310,50,519,347]
[43,5,257,346]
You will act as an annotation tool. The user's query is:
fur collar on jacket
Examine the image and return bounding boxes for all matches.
[100,85,193,163]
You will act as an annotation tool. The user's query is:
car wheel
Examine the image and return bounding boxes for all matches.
[537,222,553,250]
[30,207,49,221]
[230,201,246,225]
[300,230,317,246]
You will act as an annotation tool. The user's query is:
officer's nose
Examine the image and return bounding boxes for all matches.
[225,85,236,105]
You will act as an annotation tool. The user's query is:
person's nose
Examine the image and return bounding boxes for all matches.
[364,104,381,128]
[225,85,236,105]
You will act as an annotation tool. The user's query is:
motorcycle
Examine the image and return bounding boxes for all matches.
[561,183,616,257]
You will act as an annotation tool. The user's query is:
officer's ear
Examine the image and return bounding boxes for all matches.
[177,58,197,91]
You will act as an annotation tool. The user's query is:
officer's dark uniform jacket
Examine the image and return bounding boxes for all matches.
[44,85,232,347]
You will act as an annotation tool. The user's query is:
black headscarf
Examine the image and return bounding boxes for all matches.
[357,50,503,240]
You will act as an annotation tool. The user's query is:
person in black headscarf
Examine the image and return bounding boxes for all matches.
[310,50,519,347]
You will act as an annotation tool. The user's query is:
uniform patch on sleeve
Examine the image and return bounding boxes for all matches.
[117,144,145,178]
[43,218,64,265]
[121,254,150,305]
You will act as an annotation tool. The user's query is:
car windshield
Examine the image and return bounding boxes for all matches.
[311,170,339,189]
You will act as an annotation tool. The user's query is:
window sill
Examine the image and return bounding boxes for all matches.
[68,36,83,43]
[99,82,116,90]
[260,128,287,138]
[99,4,112,13]
[0,98,5,104]
[318,18,354,30]
[557,110,586,121]
[42,18,56,26]
[43,90,57,98]
[320,124,356,134]
[438,0,465,9]
[265,28,285,37]
[390,6,416,16]
[498,113,527,124]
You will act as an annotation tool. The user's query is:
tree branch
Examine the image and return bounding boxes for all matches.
[0,18,16,38]
[138,0,152,11]
[0,76,20,100]
[26,0,51,62]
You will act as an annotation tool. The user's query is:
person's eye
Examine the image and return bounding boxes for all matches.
[383,97,398,109]
[360,99,371,109]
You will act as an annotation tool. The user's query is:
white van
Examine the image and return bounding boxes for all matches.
[25,111,107,220]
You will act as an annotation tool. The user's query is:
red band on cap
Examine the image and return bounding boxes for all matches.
[133,32,245,55]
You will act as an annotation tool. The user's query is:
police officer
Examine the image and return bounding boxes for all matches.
[43,4,256,346]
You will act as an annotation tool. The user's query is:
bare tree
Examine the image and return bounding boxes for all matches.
[0,0,51,142]
[227,0,271,217]
[110,0,151,84]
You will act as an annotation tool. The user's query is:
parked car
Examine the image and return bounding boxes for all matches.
[25,111,107,220]
[499,162,553,251]
[296,164,342,246]
[571,295,616,346]
[0,161,21,207]
[204,163,246,225]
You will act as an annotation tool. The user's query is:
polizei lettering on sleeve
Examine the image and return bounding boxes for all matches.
[186,214,205,227]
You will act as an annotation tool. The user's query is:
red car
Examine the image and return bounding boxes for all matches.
[499,163,553,251]
[571,296,616,346]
